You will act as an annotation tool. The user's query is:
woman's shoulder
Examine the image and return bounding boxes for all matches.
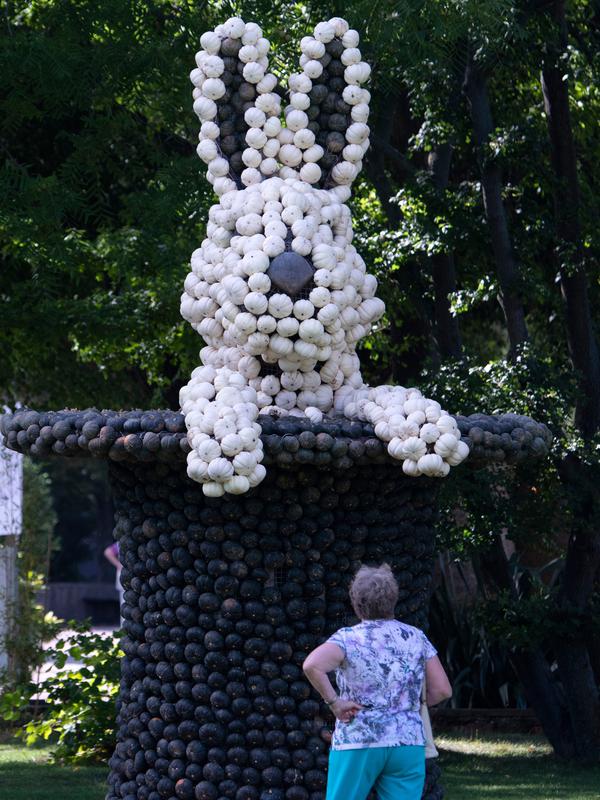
[388,620,430,643]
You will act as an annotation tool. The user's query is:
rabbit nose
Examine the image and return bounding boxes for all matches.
[267,252,314,297]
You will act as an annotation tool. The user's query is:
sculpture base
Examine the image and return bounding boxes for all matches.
[1,407,552,800]
[106,458,439,800]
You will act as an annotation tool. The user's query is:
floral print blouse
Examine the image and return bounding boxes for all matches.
[327,619,437,750]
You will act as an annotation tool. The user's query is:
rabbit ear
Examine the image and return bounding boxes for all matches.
[192,17,283,194]
[284,17,372,193]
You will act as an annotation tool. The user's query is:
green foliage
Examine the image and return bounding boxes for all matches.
[479,589,600,651]
[21,461,58,572]
[1,0,215,408]
[43,459,112,582]
[429,569,526,709]
[2,0,600,742]
[0,623,122,764]
[3,460,61,687]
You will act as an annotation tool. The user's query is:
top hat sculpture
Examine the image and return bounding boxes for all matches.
[0,15,553,800]
[179,15,469,498]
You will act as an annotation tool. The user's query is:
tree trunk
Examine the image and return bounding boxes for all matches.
[540,0,600,440]
[553,455,600,761]
[463,56,529,354]
[511,649,576,759]
[555,643,600,762]
[365,91,403,227]
[478,530,577,758]
[427,143,463,360]
[365,91,432,377]
[540,0,600,762]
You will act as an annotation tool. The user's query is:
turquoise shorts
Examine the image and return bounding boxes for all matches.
[326,745,425,800]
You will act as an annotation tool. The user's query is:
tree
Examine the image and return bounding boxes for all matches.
[2,0,600,761]
[4,459,59,687]
[313,0,600,761]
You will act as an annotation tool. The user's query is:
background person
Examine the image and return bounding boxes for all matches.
[103,541,123,624]
[303,563,452,800]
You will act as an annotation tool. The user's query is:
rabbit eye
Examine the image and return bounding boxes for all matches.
[267,252,314,298]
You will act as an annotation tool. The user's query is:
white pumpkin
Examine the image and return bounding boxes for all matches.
[279,144,303,167]
[303,144,325,163]
[402,459,421,477]
[260,375,280,396]
[309,287,330,308]
[294,340,318,359]
[344,62,371,85]
[277,317,299,337]
[312,244,336,270]
[400,437,427,461]
[387,437,404,460]
[298,319,324,343]
[345,122,370,145]
[304,406,323,423]
[244,292,269,315]
[232,451,257,475]
[242,22,262,45]
[223,475,250,494]
[419,423,440,443]
[200,31,221,53]
[192,96,217,120]
[248,273,271,293]
[446,440,470,466]
[197,439,221,461]
[256,315,277,334]
[202,78,226,99]
[417,453,448,477]
[263,236,285,257]
[434,433,459,458]
[374,421,393,442]
[243,62,265,83]
[406,410,426,426]
[207,457,234,481]
[331,161,357,185]
[202,481,225,497]
[292,300,314,320]
[238,356,261,379]
[220,433,244,456]
[238,44,258,63]
[275,390,296,410]
[303,59,323,78]
[281,371,304,391]
[286,110,309,132]
[437,415,458,435]
[248,464,267,487]
[269,335,294,356]
[268,294,294,318]
[314,269,332,288]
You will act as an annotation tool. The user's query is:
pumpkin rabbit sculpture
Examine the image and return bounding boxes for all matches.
[179,16,468,496]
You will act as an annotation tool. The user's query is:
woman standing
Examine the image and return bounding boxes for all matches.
[303,564,452,800]
[103,541,123,625]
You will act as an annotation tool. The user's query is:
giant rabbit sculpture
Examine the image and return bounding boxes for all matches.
[179,16,468,496]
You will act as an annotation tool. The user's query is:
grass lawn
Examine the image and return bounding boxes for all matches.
[439,734,600,799]
[0,739,106,800]
[1,733,600,799]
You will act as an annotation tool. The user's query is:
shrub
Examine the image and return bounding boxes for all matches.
[0,621,122,763]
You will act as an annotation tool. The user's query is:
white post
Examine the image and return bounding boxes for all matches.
[0,438,23,679]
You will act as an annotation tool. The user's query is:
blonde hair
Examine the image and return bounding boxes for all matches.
[349,563,399,620]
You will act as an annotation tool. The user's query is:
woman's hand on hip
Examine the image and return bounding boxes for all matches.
[330,699,362,723]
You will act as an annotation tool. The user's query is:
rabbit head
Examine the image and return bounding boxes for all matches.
[179,16,469,496]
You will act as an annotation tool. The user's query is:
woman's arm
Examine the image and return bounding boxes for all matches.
[104,544,121,570]
[303,643,362,723]
[425,656,452,706]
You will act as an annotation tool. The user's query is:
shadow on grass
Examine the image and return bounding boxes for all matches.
[439,743,600,800]
[2,735,600,800]
[0,743,106,800]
